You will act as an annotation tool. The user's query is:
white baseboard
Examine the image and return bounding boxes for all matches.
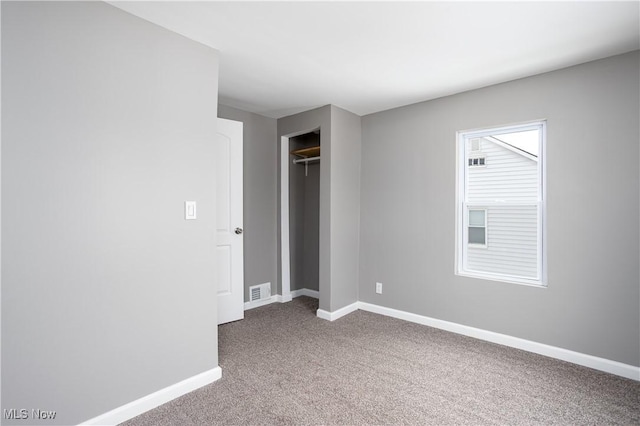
[317,302,359,322]
[244,296,277,310]
[276,293,293,303]
[241,292,639,380]
[357,302,640,381]
[291,288,320,299]
[81,367,222,425]
[244,294,292,311]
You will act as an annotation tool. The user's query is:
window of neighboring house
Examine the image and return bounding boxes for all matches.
[456,121,546,286]
[468,157,486,167]
[468,209,486,246]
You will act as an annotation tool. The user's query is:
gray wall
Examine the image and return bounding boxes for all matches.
[329,106,361,310]
[218,104,277,301]
[359,51,640,366]
[278,106,332,310]
[303,161,321,292]
[278,106,362,312]
[2,2,220,424]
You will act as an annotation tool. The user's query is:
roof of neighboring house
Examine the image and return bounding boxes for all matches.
[485,136,538,161]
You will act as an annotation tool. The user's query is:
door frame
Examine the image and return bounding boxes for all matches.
[279,127,321,302]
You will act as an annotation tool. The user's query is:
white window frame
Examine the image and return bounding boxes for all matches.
[455,121,547,287]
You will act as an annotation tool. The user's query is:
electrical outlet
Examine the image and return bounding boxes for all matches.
[375,282,383,294]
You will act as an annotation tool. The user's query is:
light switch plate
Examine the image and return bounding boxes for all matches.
[185,201,197,220]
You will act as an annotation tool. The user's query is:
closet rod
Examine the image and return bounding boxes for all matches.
[292,156,320,164]
[292,156,320,176]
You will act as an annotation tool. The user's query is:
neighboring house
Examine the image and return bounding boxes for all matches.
[465,136,539,280]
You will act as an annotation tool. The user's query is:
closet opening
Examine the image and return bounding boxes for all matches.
[289,130,320,299]
[280,129,321,304]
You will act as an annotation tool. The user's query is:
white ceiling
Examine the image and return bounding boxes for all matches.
[110,1,640,119]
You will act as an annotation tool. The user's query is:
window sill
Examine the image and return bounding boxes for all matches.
[456,270,546,288]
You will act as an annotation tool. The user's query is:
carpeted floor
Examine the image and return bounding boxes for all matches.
[123,296,640,425]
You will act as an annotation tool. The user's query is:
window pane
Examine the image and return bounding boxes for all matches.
[466,205,538,279]
[466,130,539,203]
[469,210,485,226]
[468,227,485,245]
[458,121,545,285]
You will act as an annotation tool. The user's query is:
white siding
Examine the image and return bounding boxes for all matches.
[465,138,539,279]
[467,205,538,278]
[467,138,538,203]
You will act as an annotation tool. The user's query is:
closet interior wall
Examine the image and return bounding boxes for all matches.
[289,132,320,293]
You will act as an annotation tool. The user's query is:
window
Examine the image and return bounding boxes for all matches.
[468,209,486,246]
[456,121,546,286]
[468,157,486,167]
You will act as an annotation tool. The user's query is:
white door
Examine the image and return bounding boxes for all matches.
[216,118,244,325]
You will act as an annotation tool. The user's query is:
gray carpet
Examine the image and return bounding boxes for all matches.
[123,296,639,425]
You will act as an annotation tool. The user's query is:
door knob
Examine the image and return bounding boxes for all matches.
[235,227,243,235]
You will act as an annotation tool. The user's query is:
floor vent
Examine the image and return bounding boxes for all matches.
[249,283,271,302]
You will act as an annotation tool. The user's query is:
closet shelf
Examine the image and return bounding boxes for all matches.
[291,145,320,176]
[291,146,320,159]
